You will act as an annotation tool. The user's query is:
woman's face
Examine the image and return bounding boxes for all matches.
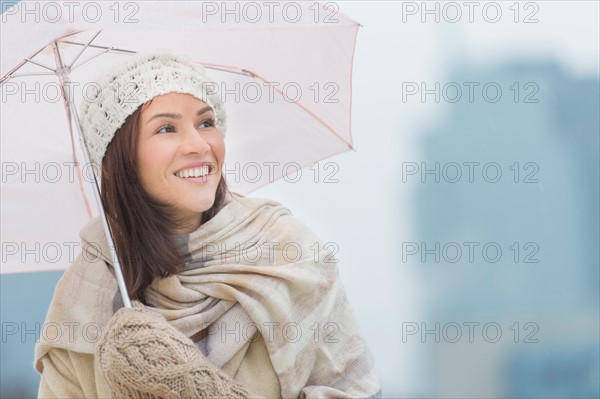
[137,93,225,234]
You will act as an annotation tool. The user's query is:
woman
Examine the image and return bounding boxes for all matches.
[34,52,381,398]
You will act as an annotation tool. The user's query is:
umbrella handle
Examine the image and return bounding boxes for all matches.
[52,41,132,309]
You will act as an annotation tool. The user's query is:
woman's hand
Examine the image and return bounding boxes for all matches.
[96,301,248,399]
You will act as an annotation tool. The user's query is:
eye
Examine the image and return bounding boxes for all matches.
[198,118,216,129]
[156,124,175,134]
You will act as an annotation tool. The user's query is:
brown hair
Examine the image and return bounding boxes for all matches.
[99,105,229,303]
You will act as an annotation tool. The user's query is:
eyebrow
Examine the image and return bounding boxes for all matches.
[145,106,213,125]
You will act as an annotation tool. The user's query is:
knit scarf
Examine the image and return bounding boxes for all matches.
[34,191,381,398]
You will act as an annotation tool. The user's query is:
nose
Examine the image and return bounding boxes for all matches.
[180,124,211,156]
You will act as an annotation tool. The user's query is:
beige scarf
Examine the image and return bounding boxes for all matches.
[35,192,381,398]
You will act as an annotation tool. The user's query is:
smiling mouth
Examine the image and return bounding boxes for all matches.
[173,165,214,179]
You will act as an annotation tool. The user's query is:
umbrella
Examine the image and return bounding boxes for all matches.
[0,1,361,306]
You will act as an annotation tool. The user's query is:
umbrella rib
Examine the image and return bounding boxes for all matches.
[62,41,138,71]
[24,58,56,72]
[60,40,137,55]
[70,49,115,71]
[0,40,58,85]
[202,65,254,77]
[67,30,103,69]
[249,70,353,150]
[59,41,254,78]
[187,62,351,147]
[1,72,56,80]
[0,59,56,85]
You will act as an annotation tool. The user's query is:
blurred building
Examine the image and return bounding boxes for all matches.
[410,62,599,398]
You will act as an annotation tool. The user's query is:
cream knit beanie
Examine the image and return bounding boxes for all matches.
[78,51,227,173]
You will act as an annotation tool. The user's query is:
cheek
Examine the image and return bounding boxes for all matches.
[136,140,169,186]
[212,136,226,163]
[137,143,152,179]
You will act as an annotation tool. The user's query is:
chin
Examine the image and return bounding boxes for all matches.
[192,194,217,212]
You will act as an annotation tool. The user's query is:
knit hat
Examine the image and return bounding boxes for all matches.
[78,51,227,173]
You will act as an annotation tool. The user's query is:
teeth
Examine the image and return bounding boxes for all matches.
[175,166,210,178]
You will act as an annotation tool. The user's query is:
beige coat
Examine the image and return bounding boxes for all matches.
[35,193,381,398]
[38,333,280,398]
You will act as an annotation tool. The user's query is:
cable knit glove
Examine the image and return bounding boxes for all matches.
[95,301,248,399]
